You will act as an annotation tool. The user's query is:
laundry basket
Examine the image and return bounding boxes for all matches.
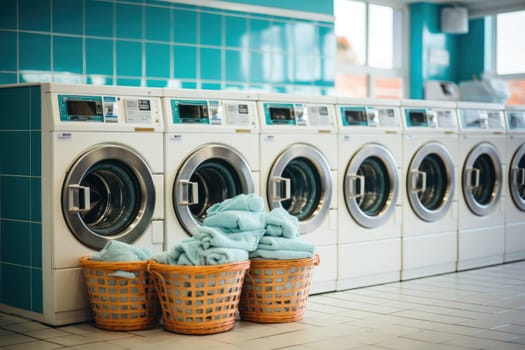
[147,260,250,335]
[239,254,320,323]
[79,256,161,331]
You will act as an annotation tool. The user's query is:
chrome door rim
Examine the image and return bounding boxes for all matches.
[462,142,503,216]
[345,144,399,228]
[61,144,155,250]
[267,143,332,234]
[509,143,525,211]
[407,141,455,222]
[173,143,254,235]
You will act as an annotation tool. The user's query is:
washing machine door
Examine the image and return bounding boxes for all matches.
[407,141,455,222]
[462,142,503,216]
[509,144,525,211]
[174,144,254,235]
[62,145,156,250]
[267,143,332,234]
[344,144,399,228]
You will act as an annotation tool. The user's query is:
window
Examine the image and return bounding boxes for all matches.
[495,10,525,104]
[334,0,406,99]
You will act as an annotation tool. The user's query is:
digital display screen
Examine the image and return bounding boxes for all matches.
[178,104,208,119]
[510,112,525,129]
[269,107,293,121]
[238,104,249,114]
[138,99,151,111]
[408,111,427,126]
[319,106,329,116]
[344,110,366,124]
[66,100,102,117]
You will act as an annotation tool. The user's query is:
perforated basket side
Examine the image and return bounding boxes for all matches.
[148,260,250,335]
[239,255,320,323]
[80,256,161,331]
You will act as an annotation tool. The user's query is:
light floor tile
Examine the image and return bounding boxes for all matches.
[0,261,523,349]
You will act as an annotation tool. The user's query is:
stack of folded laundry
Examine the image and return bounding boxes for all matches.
[154,193,266,266]
[250,208,315,260]
[88,240,152,278]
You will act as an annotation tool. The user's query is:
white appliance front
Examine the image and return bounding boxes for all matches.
[505,105,525,262]
[42,83,164,325]
[336,98,402,290]
[457,102,506,271]
[400,100,459,280]
[162,89,259,248]
[258,93,338,294]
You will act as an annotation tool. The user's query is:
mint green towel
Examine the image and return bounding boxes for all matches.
[206,193,263,216]
[153,238,202,266]
[200,248,248,265]
[194,226,265,251]
[203,210,265,233]
[90,240,151,262]
[264,208,300,238]
[257,236,315,254]
[249,249,314,259]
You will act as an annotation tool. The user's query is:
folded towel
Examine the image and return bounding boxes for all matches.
[200,247,248,265]
[153,238,202,266]
[203,210,265,233]
[206,193,264,216]
[249,249,314,260]
[90,240,151,262]
[264,208,300,238]
[257,236,315,254]
[194,226,265,251]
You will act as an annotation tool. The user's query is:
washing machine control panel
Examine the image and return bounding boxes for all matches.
[57,94,161,126]
[459,109,505,130]
[168,99,257,127]
[262,102,334,128]
[338,106,399,128]
[506,110,525,130]
[404,108,457,129]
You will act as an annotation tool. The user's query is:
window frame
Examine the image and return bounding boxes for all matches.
[334,0,409,98]
[489,10,525,104]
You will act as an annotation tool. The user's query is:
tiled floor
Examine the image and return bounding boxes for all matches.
[1,262,525,350]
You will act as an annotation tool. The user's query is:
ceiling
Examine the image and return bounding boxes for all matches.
[398,0,525,17]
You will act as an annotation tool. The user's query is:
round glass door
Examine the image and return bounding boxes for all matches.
[509,144,525,211]
[463,142,503,216]
[267,144,332,234]
[62,145,155,249]
[174,144,254,234]
[407,142,455,222]
[345,144,399,228]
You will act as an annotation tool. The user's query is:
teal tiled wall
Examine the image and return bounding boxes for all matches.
[0,85,43,313]
[0,0,335,94]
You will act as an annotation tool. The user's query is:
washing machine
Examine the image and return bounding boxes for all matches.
[504,105,525,262]
[457,102,506,271]
[257,93,337,294]
[335,98,402,290]
[0,83,164,325]
[162,89,259,247]
[400,99,459,280]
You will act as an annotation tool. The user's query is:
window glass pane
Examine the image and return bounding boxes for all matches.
[497,10,525,74]
[369,4,394,69]
[372,76,403,99]
[506,79,525,105]
[335,73,367,97]
[335,0,366,65]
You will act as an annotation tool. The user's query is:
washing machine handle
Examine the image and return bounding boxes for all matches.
[465,167,481,189]
[511,167,525,186]
[271,176,291,201]
[178,180,199,205]
[346,174,365,199]
[67,185,91,213]
[409,170,427,193]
